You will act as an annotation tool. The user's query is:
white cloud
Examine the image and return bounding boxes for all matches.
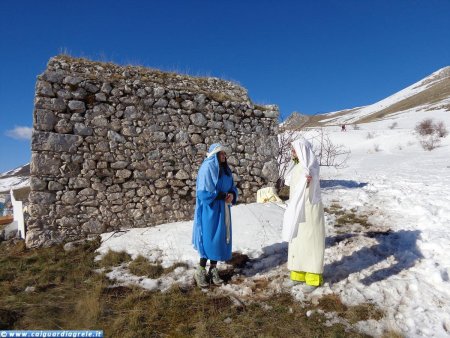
[5,126,33,140]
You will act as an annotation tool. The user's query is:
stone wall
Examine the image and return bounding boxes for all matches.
[27,55,279,247]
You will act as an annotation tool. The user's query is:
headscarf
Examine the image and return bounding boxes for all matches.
[195,143,229,192]
[282,137,322,241]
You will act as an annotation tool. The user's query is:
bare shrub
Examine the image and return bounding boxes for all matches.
[388,122,398,129]
[419,134,441,151]
[353,123,360,130]
[415,118,448,151]
[366,132,375,139]
[415,118,435,136]
[310,128,351,168]
[373,144,381,152]
[317,135,351,167]
[435,121,449,138]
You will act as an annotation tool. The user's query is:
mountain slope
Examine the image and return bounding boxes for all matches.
[314,66,450,126]
[0,164,30,193]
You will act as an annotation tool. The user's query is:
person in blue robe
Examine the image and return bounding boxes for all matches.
[192,143,238,287]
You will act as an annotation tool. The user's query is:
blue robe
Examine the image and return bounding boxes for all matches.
[192,144,238,261]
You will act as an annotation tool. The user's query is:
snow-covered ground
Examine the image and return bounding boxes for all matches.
[97,110,450,337]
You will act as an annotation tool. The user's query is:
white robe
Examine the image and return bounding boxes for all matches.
[282,138,321,242]
[287,164,325,274]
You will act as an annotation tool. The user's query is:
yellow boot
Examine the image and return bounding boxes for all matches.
[305,273,323,287]
[290,270,306,283]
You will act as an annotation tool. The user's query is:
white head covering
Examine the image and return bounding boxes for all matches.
[292,138,319,177]
[206,144,227,158]
[282,137,322,241]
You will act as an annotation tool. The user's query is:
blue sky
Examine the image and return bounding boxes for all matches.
[1,0,450,172]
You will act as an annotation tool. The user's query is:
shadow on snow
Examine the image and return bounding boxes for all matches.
[324,230,423,285]
[241,230,422,285]
[325,233,357,247]
[241,233,359,278]
[241,242,288,277]
[320,180,368,189]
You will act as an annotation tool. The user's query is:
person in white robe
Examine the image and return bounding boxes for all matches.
[282,138,325,288]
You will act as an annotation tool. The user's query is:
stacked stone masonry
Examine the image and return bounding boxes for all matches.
[28,56,279,247]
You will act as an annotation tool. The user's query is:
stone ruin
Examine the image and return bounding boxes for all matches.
[27,55,279,247]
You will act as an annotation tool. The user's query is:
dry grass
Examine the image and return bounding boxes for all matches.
[0,240,387,337]
[128,255,189,278]
[278,185,290,201]
[208,91,234,103]
[382,331,404,338]
[99,250,132,268]
[54,55,249,105]
[163,262,190,274]
[305,108,361,127]
[335,212,372,228]
[128,255,163,278]
[0,238,105,329]
[317,293,384,324]
[325,203,374,235]
[330,206,372,228]
[304,75,450,127]
[253,104,269,111]
[104,290,370,338]
[358,77,450,123]
[345,303,384,324]
[325,203,346,216]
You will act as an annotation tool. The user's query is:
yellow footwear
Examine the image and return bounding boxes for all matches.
[305,273,323,287]
[290,270,306,282]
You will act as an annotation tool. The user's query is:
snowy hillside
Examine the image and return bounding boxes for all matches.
[97,112,450,337]
[0,163,30,193]
[319,66,450,125]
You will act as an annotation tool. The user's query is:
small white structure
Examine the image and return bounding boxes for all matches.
[0,186,29,240]
[10,188,25,238]
[0,164,30,240]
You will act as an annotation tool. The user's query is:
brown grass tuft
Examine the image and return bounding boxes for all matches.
[128,256,189,278]
[99,250,132,268]
[316,293,384,324]
[316,293,349,313]
[163,262,190,274]
[278,185,290,201]
[208,91,233,103]
[345,303,384,324]
[335,212,372,228]
[382,331,405,338]
[128,255,164,278]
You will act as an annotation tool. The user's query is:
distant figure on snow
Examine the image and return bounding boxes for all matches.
[282,138,325,292]
[192,143,238,288]
[341,124,346,132]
